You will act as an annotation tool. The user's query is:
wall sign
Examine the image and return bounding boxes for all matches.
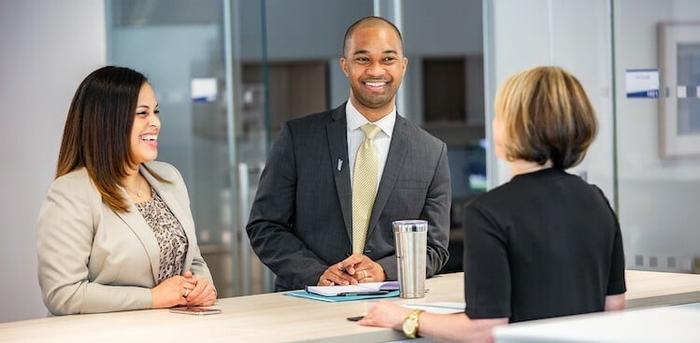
[625,69,660,98]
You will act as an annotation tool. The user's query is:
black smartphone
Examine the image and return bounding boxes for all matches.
[346,315,364,322]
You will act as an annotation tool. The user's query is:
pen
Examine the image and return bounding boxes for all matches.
[336,291,389,296]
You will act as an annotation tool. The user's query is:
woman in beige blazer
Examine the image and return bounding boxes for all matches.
[37,66,216,315]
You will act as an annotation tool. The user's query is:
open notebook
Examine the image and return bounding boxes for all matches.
[305,281,399,297]
[404,302,465,314]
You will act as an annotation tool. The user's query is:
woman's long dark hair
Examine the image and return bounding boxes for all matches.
[57,66,167,212]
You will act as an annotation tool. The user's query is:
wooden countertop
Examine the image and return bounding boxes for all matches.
[1,270,699,342]
[624,270,700,308]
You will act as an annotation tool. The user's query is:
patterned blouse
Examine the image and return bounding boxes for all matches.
[135,188,189,283]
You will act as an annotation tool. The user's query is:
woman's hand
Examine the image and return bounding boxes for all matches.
[183,271,217,306]
[358,301,412,330]
[150,275,197,309]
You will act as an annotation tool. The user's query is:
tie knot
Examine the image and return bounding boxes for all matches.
[360,124,381,140]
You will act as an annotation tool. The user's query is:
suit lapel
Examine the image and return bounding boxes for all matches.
[366,116,409,240]
[141,165,196,271]
[114,186,160,283]
[326,105,353,241]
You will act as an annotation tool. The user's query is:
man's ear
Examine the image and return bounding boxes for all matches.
[339,57,350,77]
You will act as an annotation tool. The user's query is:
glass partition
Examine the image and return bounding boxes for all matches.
[107,0,241,295]
[106,0,495,297]
[613,0,700,273]
[483,0,700,275]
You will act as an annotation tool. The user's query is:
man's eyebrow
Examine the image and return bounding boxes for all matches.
[352,49,399,56]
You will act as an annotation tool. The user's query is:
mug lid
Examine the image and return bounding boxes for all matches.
[392,220,428,232]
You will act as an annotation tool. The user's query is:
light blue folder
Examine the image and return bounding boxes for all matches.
[285,290,400,302]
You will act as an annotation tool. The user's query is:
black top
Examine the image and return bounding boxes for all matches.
[463,168,626,323]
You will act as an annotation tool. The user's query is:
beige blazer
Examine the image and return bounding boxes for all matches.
[37,161,212,315]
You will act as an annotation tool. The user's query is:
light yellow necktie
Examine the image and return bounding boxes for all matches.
[352,123,382,254]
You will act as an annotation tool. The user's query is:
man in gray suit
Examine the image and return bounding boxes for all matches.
[246,16,451,291]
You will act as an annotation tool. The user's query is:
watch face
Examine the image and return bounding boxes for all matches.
[403,317,417,336]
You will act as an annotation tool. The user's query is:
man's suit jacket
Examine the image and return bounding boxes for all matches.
[37,161,212,315]
[247,103,451,290]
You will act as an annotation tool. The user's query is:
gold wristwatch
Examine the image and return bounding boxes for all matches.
[402,309,424,338]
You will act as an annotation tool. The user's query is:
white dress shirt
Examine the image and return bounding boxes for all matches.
[346,100,396,191]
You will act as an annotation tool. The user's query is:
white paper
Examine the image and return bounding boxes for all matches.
[306,282,394,296]
[403,302,466,314]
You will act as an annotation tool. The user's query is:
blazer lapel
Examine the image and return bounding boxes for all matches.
[141,165,197,272]
[366,116,409,240]
[114,187,160,283]
[326,105,353,241]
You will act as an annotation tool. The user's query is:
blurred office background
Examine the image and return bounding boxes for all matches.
[1,0,699,323]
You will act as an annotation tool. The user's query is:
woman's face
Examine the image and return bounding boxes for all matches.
[492,114,507,161]
[130,83,160,166]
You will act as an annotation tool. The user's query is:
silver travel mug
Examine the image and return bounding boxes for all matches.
[393,220,428,298]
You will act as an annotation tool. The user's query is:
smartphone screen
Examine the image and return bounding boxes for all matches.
[169,306,222,315]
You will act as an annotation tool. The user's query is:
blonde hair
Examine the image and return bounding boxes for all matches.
[494,66,597,169]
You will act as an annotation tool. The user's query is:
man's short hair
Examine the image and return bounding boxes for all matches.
[494,66,598,169]
[342,16,404,57]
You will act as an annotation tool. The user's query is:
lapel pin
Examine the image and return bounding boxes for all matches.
[337,159,343,172]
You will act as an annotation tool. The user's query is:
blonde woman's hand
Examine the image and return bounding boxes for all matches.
[358,301,411,330]
[151,275,197,309]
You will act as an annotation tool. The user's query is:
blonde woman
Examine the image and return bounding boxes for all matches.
[37,66,216,315]
[359,66,626,342]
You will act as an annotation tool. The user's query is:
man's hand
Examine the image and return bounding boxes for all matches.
[318,263,358,286]
[339,253,386,283]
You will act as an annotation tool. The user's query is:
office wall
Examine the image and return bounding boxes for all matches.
[614,0,700,272]
[402,0,482,56]
[0,0,106,322]
[488,0,700,272]
[109,25,223,238]
[237,0,484,118]
[488,0,615,198]
[237,0,372,61]
[402,0,484,125]
[229,0,373,109]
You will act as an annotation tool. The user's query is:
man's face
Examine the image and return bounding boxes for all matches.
[340,24,407,116]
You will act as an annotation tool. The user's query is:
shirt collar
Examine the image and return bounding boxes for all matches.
[345,100,396,138]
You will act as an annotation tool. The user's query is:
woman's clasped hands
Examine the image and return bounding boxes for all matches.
[151,271,217,308]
